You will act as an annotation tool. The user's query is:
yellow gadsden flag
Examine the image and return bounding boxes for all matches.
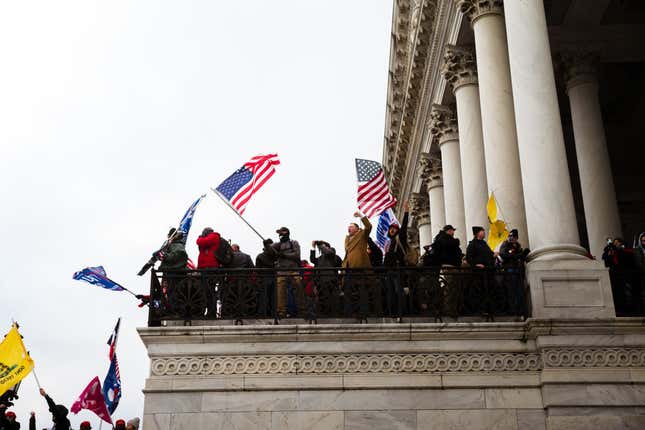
[0,324,34,396]
[487,193,509,251]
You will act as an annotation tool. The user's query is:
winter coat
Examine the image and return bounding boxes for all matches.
[256,249,277,268]
[196,232,222,269]
[0,409,20,430]
[310,243,338,268]
[45,395,70,430]
[158,241,188,272]
[367,237,383,267]
[432,231,462,267]
[466,239,495,268]
[270,237,301,269]
[499,240,524,268]
[230,251,255,268]
[342,217,372,268]
[384,212,409,267]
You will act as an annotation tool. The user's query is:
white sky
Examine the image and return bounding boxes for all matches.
[0,0,392,427]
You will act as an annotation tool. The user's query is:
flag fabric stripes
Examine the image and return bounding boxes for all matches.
[107,318,120,361]
[102,354,121,415]
[214,154,280,214]
[73,267,124,292]
[376,208,399,252]
[355,159,397,218]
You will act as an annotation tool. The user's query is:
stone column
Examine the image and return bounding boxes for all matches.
[430,105,467,244]
[504,0,614,318]
[442,45,489,236]
[561,52,622,259]
[419,153,446,238]
[456,0,528,246]
[411,192,432,248]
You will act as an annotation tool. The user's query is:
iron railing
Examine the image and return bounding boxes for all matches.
[147,267,528,326]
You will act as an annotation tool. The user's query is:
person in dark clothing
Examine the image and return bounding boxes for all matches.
[602,237,633,314]
[38,388,70,430]
[367,237,383,267]
[229,244,255,268]
[383,202,409,267]
[310,241,338,268]
[466,226,495,268]
[268,227,302,318]
[499,229,527,268]
[633,232,645,315]
[499,229,528,318]
[431,225,463,267]
[256,239,277,268]
[0,405,19,430]
[157,230,188,272]
[255,239,277,317]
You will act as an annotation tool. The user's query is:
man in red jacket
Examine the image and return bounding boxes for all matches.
[196,227,222,268]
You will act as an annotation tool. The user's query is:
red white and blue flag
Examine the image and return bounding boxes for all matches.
[103,318,122,415]
[355,159,397,218]
[214,154,280,214]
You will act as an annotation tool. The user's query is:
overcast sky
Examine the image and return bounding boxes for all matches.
[0,0,392,427]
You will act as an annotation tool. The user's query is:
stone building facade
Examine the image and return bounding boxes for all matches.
[139,1,645,429]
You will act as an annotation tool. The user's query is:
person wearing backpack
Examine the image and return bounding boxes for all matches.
[196,227,223,268]
[269,227,302,319]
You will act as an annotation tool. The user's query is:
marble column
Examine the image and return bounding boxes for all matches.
[561,52,622,259]
[442,45,489,236]
[456,0,528,246]
[430,105,467,244]
[419,153,446,238]
[411,192,432,248]
[503,0,585,259]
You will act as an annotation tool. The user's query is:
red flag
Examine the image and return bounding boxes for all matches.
[71,376,113,424]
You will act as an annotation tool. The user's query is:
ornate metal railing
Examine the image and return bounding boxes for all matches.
[147,267,527,326]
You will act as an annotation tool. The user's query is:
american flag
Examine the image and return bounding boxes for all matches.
[355,159,397,218]
[214,154,280,214]
[107,318,120,361]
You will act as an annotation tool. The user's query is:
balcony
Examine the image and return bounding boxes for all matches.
[146,267,527,326]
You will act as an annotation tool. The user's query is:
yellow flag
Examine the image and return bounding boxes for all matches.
[0,324,34,396]
[487,193,498,223]
[488,219,509,251]
[487,193,509,250]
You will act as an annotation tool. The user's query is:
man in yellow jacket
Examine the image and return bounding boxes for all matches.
[342,211,372,316]
[343,211,372,268]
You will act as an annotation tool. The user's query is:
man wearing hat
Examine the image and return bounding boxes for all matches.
[269,227,302,318]
[429,225,463,267]
[115,418,127,430]
[466,226,495,269]
[80,421,92,430]
[0,405,19,430]
[500,229,529,318]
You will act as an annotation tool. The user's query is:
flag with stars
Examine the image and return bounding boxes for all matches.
[356,159,397,218]
[214,154,280,214]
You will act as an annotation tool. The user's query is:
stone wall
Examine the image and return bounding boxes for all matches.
[139,319,645,430]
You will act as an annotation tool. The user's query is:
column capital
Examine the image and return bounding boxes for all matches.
[456,0,503,24]
[429,104,459,145]
[411,192,430,226]
[442,45,478,92]
[558,50,600,91]
[418,152,442,187]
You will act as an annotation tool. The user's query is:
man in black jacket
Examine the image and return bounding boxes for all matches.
[466,226,495,268]
[367,237,383,267]
[0,406,19,430]
[432,225,463,267]
[255,239,277,316]
[39,388,70,430]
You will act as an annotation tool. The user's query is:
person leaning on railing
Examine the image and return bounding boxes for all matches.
[466,227,495,269]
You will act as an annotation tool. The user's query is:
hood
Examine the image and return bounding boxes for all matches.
[639,232,645,251]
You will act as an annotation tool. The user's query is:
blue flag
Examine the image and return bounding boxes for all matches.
[102,354,122,415]
[376,208,399,252]
[73,266,124,292]
[178,194,206,239]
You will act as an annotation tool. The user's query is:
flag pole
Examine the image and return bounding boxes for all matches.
[210,189,266,241]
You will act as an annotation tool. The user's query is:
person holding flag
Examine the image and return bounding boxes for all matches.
[39,388,71,430]
[156,228,188,272]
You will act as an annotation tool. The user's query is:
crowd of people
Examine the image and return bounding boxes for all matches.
[151,202,536,319]
[602,233,645,315]
[0,389,139,430]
